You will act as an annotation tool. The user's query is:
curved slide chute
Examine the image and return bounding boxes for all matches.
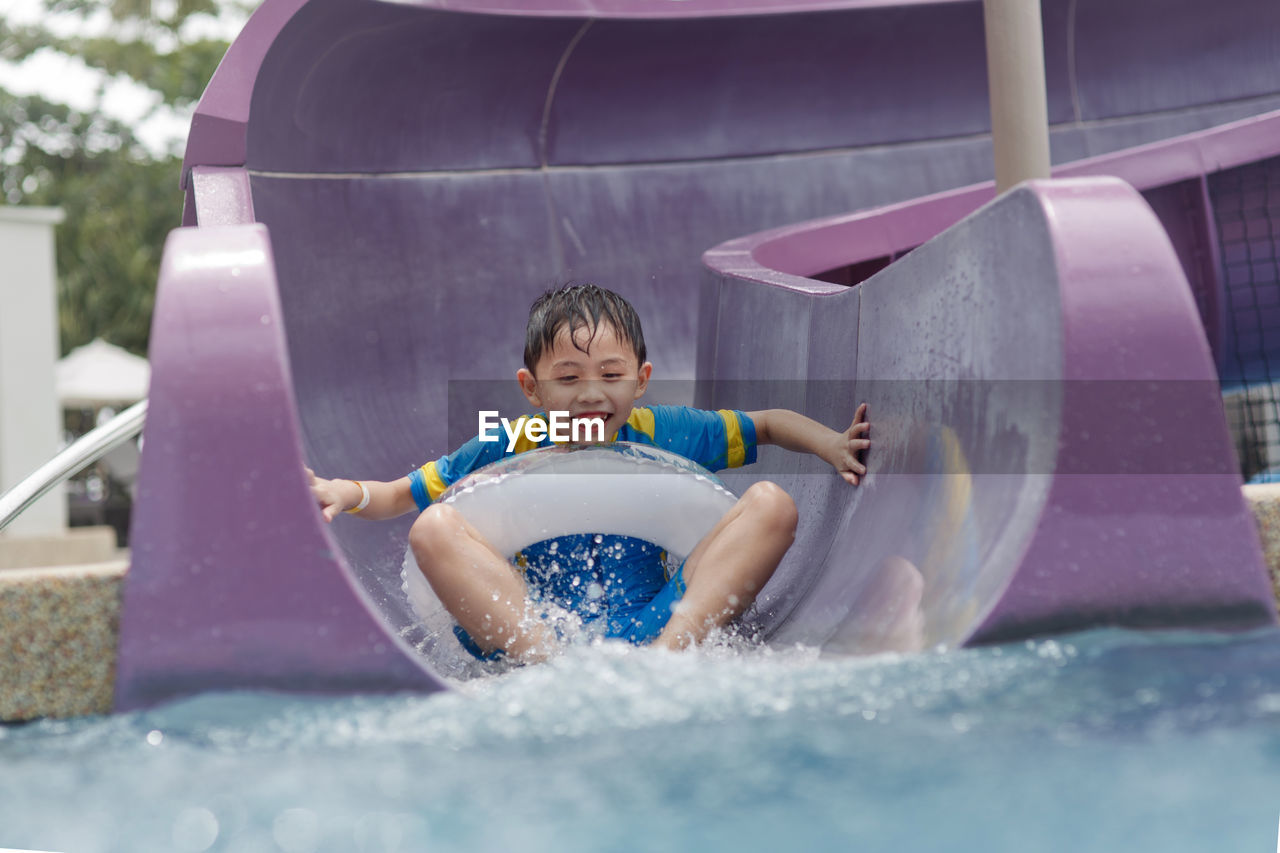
[116,0,1280,708]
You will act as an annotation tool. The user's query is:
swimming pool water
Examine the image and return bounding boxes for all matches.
[3,627,1280,852]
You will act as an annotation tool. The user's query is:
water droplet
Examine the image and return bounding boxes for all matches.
[146,729,164,746]
[1255,693,1280,713]
[273,808,319,853]
[172,807,219,852]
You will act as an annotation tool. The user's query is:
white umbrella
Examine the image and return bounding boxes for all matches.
[56,339,150,407]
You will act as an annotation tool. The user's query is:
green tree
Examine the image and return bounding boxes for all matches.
[0,0,249,356]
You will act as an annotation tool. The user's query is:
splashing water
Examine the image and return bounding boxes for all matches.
[4,628,1280,852]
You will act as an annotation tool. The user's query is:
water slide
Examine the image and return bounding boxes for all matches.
[114,0,1280,708]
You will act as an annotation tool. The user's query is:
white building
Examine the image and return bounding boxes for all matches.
[0,206,66,535]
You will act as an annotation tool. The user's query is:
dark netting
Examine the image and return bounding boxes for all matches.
[1211,155,1280,482]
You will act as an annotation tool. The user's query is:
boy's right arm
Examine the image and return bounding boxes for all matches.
[307,469,419,522]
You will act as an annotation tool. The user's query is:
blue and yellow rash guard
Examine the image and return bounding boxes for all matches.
[407,405,758,643]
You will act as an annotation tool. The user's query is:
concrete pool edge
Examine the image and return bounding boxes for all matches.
[1242,484,1280,611]
[5,487,1280,723]
[1,559,124,721]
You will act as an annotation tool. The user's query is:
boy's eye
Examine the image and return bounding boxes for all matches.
[557,376,577,384]
[603,373,623,380]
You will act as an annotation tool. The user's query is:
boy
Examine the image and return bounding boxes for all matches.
[310,284,869,662]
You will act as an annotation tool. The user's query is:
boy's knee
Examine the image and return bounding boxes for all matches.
[743,481,798,537]
[408,504,464,557]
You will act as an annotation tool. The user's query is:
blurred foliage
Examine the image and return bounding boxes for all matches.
[0,0,250,356]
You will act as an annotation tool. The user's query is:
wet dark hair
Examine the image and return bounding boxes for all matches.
[524,283,646,373]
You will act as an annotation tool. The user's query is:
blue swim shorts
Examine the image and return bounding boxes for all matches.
[454,559,688,661]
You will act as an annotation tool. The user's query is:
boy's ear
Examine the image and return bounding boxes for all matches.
[633,361,653,400]
[517,368,542,408]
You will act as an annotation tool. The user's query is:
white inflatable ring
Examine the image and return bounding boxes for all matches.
[400,442,739,661]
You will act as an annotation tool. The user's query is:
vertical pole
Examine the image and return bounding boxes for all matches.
[983,0,1052,193]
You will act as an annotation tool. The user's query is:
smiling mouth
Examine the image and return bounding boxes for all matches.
[574,412,610,421]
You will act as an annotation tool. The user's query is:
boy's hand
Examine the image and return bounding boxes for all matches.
[829,403,871,486]
[307,468,349,522]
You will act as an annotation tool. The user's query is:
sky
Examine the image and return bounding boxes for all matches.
[0,0,251,156]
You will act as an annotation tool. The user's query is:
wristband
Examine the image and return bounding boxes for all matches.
[344,480,371,514]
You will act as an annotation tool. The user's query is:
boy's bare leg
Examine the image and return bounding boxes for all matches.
[654,481,798,650]
[409,504,555,662]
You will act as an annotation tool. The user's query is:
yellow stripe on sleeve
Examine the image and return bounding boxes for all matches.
[421,461,449,502]
[719,409,746,468]
[626,407,656,442]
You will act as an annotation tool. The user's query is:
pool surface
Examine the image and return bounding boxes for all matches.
[4,627,1280,852]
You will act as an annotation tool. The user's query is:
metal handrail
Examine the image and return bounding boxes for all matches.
[0,399,148,534]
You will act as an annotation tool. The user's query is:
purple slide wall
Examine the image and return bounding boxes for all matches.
[116,0,1280,708]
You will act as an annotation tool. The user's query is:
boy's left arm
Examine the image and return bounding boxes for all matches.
[747,403,870,485]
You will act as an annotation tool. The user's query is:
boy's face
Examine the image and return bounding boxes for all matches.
[517,321,652,442]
